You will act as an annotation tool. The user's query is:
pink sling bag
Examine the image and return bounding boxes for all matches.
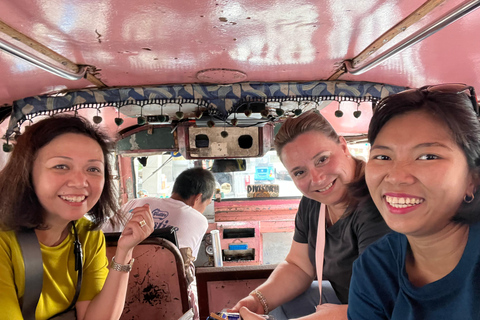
[315,204,326,305]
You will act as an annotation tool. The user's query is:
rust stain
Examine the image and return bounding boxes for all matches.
[141,283,171,306]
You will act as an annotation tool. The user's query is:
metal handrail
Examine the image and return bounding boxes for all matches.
[344,0,480,75]
[0,39,86,80]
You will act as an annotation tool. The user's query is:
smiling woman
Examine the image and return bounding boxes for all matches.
[0,115,154,320]
[2,1,480,319]
[230,110,390,320]
[366,111,472,236]
[31,133,106,228]
[348,84,480,319]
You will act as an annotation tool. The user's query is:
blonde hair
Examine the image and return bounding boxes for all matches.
[274,110,340,159]
[275,110,365,216]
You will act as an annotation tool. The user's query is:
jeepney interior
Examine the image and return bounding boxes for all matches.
[1,0,480,318]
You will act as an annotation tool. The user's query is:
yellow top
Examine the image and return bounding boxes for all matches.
[0,218,109,320]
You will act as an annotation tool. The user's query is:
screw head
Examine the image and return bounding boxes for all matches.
[93,115,103,124]
[335,110,343,118]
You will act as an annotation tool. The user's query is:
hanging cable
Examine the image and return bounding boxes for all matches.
[142,155,173,184]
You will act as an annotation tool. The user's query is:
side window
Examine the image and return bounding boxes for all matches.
[348,142,370,162]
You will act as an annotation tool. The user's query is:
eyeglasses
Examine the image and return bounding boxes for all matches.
[391,83,479,116]
[424,84,478,115]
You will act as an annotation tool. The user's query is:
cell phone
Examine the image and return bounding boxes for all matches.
[207,311,274,320]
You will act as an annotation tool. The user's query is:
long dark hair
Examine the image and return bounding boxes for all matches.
[362,87,480,224]
[0,115,119,231]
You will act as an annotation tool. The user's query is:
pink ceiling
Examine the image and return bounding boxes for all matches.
[0,0,479,107]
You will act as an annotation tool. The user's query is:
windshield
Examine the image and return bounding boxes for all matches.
[132,143,370,200]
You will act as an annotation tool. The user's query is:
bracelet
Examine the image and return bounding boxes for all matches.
[110,256,135,272]
[250,289,269,314]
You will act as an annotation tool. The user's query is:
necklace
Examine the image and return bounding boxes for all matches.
[325,206,334,227]
[325,205,345,227]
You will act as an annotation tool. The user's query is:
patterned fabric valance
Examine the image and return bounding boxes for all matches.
[6,80,406,136]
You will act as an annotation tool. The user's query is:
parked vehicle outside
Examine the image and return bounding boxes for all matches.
[254,163,275,184]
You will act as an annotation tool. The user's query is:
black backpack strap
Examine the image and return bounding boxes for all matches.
[71,221,83,309]
[16,229,43,320]
[53,221,83,316]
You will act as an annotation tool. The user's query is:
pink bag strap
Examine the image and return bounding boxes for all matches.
[315,204,326,305]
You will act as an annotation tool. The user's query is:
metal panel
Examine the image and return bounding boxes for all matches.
[187,126,261,158]
[116,126,177,154]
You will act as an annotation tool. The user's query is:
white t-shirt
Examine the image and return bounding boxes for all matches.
[104,197,208,259]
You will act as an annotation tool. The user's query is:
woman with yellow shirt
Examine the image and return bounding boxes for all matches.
[0,115,154,320]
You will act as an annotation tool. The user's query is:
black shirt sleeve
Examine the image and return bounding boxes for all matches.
[354,206,392,255]
[293,196,317,244]
[291,196,391,304]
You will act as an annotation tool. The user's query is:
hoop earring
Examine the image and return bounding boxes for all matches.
[464,194,475,204]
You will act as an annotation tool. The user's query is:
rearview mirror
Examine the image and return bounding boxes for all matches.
[210,159,246,172]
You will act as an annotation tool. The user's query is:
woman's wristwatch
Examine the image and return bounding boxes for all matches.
[110,256,135,272]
